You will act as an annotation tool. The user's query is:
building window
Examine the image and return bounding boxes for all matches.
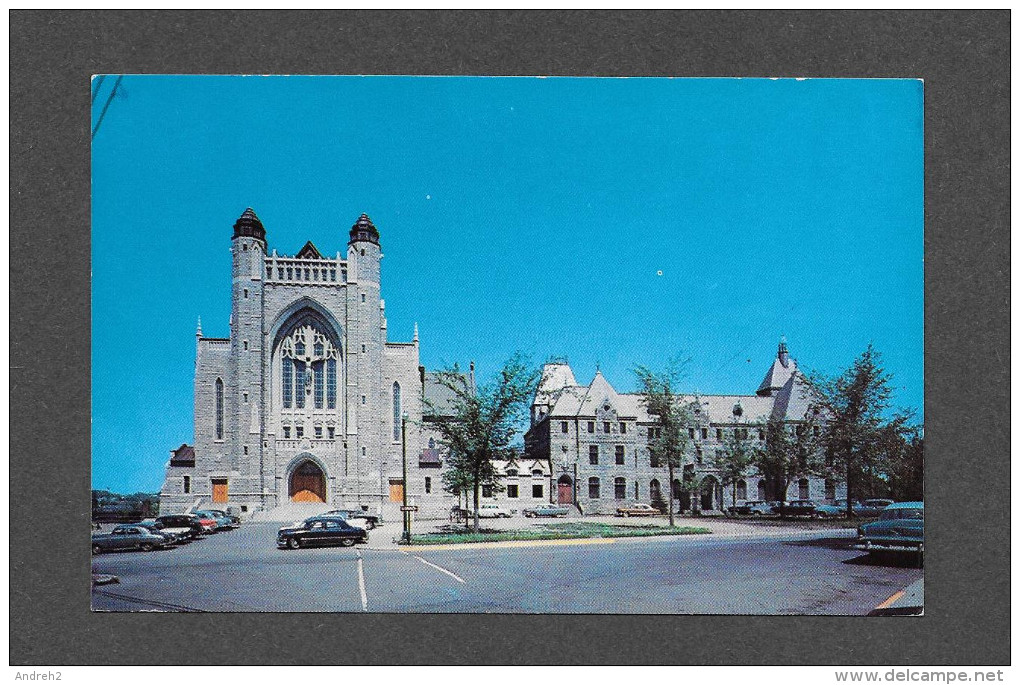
[425,477,432,494]
[737,479,747,500]
[588,477,600,499]
[214,378,224,440]
[282,358,294,408]
[701,428,708,440]
[589,445,599,465]
[506,468,518,476]
[314,426,322,439]
[587,421,595,434]
[614,477,626,500]
[650,452,660,468]
[326,358,336,408]
[294,360,306,409]
[825,479,836,500]
[799,478,810,500]
[243,340,248,351]
[243,445,249,455]
[243,288,249,299]
[716,428,723,441]
[295,425,304,439]
[482,484,493,498]
[392,382,402,441]
[619,422,627,434]
[507,484,518,498]
[561,421,569,433]
[243,392,248,403]
[603,421,611,433]
[327,426,335,440]
[532,483,543,498]
[283,426,291,439]
[314,362,324,409]
[361,293,366,303]
[634,481,640,499]
[183,476,191,494]
[362,446,366,456]
[361,395,366,405]
[615,445,625,465]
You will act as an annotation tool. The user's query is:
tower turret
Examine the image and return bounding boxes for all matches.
[233,207,266,246]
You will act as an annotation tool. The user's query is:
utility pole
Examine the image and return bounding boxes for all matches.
[401,413,411,544]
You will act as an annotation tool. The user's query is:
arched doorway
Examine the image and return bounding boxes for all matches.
[290,459,327,502]
[649,479,663,511]
[701,476,719,511]
[557,475,573,505]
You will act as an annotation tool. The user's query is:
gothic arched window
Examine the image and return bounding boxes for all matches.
[392,382,402,441]
[215,378,224,440]
[279,322,339,414]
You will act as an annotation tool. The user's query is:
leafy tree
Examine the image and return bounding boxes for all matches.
[752,413,823,517]
[808,345,914,518]
[883,427,924,502]
[427,353,541,533]
[634,362,699,527]
[717,424,754,510]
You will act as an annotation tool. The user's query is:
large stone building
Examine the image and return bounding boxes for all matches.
[160,209,450,521]
[522,342,846,515]
[160,207,842,521]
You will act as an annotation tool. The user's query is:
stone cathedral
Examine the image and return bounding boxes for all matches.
[160,209,435,520]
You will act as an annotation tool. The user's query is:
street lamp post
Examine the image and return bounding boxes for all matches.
[401,412,411,544]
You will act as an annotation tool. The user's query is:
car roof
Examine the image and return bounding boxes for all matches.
[885,501,923,509]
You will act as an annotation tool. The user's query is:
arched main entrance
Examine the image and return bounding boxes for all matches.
[290,460,327,502]
[557,475,573,505]
[701,476,719,511]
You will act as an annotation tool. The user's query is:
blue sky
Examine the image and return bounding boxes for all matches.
[92,76,923,492]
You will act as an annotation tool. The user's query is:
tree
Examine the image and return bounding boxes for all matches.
[634,362,699,527]
[752,411,823,517]
[883,427,924,502]
[717,423,754,510]
[809,345,913,518]
[427,353,541,533]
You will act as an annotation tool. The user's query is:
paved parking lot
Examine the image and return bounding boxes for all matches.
[91,521,921,614]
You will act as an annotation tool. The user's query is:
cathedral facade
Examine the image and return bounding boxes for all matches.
[160,209,434,520]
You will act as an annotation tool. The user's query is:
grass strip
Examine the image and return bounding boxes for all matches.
[403,522,712,546]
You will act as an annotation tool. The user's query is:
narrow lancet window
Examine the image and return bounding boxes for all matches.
[215,378,224,440]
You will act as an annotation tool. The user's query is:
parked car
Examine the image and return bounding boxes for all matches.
[277,517,368,549]
[92,525,171,554]
[205,509,241,527]
[522,503,571,518]
[192,510,236,531]
[732,500,777,516]
[477,503,513,519]
[155,514,205,539]
[135,519,191,544]
[782,500,820,517]
[322,509,381,529]
[813,500,851,518]
[856,501,923,554]
[855,499,896,517]
[615,503,659,517]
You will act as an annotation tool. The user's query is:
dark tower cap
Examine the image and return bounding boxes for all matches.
[348,213,380,246]
[232,207,266,244]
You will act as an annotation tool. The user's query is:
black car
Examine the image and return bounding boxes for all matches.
[133,520,188,544]
[277,517,368,549]
[155,514,205,539]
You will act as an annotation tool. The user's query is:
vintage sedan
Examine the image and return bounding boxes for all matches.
[277,517,368,549]
[155,514,205,539]
[781,500,821,517]
[193,510,237,531]
[855,499,896,517]
[92,525,172,554]
[615,503,659,517]
[135,519,191,544]
[732,500,777,516]
[522,503,571,518]
[322,509,381,529]
[856,501,923,554]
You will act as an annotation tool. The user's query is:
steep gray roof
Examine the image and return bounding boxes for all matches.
[423,371,469,418]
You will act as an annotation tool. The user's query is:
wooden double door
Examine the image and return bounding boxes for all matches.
[290,461,327,503]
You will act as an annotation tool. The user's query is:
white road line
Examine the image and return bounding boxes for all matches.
[413,555,466,584]
[356,550,368,611]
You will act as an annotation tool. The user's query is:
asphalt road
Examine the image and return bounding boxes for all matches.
[91,523,923,614]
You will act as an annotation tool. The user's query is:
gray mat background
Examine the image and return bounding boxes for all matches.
[10,10,1009,665]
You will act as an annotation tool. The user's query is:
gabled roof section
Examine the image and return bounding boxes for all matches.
[757,340,797,396]
[534,362,578,406]
[295,240,324,259]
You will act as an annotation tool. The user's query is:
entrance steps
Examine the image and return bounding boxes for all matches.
[251,501,332,523]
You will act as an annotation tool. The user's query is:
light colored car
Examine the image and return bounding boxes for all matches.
[615,503,659,517]
[522,503,571,518]
[476,503,513,518]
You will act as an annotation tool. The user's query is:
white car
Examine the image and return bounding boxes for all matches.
[476,503,513,519]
